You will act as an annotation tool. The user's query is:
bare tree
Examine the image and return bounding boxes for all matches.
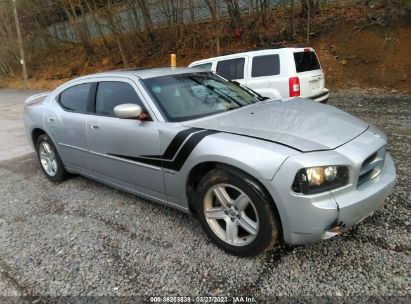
[0,0,19,76]
[58,0,94,56]
[290,0,295,38]
[301,0,320,18]
[99,1,130,67]
[225,0,241,32]
[84,1,112,52]
[136,0,156,44]
[256,0,270,26]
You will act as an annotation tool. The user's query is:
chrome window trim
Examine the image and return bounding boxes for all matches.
[51,76,163,122]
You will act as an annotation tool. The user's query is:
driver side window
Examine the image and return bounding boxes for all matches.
[96,81,145,116]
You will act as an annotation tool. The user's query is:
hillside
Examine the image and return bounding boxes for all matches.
[2,2,411,92]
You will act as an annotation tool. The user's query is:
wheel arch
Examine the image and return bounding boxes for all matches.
[31,129,62,160]
[185,161,284,244]
[32,128,47,147]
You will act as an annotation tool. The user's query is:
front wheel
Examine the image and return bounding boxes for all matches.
[195,168,280,257]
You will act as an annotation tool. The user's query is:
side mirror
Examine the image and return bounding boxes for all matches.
[114,103,142,119]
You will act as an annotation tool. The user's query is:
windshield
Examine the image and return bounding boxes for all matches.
[142,72,258,122]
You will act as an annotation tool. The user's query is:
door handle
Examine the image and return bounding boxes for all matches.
[90,124,100,130]
[47,117,55,122]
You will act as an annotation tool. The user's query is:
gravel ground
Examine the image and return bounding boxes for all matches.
[0,89,409,300]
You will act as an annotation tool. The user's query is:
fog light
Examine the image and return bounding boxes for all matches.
[321,226,345,240]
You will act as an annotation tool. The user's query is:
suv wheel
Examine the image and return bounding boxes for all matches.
[195,168,280,256]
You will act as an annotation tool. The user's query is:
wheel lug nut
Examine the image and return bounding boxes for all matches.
[231,218,234,222]
[224,211,228,215]
[237,215,240,218]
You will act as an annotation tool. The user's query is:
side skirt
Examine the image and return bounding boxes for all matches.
[65,166,191,214]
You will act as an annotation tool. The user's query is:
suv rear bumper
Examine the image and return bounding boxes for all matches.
[310,89,329,103]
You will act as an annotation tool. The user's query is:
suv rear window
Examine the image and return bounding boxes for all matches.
[216,58,245,80]
[294,51,320,73]
[251,55,280,77]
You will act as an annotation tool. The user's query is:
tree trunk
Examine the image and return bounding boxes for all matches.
[225,0,241,32]
[290,0,295,38]
[84,1,112,52]
[306,0,310,44]
[136,0,156,44]
[63,1,94,57]
[301,0,320,18]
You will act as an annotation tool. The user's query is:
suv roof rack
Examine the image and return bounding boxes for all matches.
[222,45,308,56]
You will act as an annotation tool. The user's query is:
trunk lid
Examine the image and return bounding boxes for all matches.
[183,99,368,152]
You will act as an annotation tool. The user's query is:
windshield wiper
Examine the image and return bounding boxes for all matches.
[205,84,243,107]
[187,76,243,107]
[230,80,270,101]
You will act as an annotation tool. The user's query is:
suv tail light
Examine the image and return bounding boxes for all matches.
[289,77,300,97]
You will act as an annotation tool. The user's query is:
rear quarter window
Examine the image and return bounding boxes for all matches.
[216,58,245,80]
[59,83,94,113]
[294,51,321,72]
[193,63,212,70]
[251,55,280,77]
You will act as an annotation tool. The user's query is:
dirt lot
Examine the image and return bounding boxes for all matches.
[0,89,409,300]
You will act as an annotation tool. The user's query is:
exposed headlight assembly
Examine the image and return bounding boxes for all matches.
[292,166,349,195]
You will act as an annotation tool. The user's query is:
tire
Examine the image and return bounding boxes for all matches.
[195,168,280,257]
[36,134,67,182]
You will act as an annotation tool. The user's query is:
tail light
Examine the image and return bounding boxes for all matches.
[289,77,300,97]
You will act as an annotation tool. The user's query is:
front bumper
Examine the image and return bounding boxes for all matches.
[335,155,395,228]
[261,128,396,245]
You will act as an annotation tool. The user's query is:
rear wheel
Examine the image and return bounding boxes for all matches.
[36,134,67,182]
[195,168,280,257]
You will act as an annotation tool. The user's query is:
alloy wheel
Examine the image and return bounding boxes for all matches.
[203,183,259,246]
[39,142,58,177]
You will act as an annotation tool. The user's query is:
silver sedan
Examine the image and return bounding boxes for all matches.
[24,68,396,256]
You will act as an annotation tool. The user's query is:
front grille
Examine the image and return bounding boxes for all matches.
[357,146,386,187]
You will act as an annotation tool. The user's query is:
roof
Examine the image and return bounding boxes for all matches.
[74,67,204,81]
[189,47,313,66]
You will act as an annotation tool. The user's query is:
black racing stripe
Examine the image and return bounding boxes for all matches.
[161,127,201,160]
[108,153,163,167]
[163,130,218,171]
[108,130,218,171]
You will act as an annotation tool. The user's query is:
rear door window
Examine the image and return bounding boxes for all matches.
[294,51,321,72]
[216,58,245,80]
[96,82,144,116]
[251,55,280,77]
[59,83,94,113]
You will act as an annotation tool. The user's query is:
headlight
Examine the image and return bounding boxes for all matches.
[292,166,349,195]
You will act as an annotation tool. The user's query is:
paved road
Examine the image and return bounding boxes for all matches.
[0,90,40,161]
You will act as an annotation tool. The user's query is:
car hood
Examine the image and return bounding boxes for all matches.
[182,98,369,152]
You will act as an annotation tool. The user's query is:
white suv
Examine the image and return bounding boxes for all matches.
[188,47,329,102]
